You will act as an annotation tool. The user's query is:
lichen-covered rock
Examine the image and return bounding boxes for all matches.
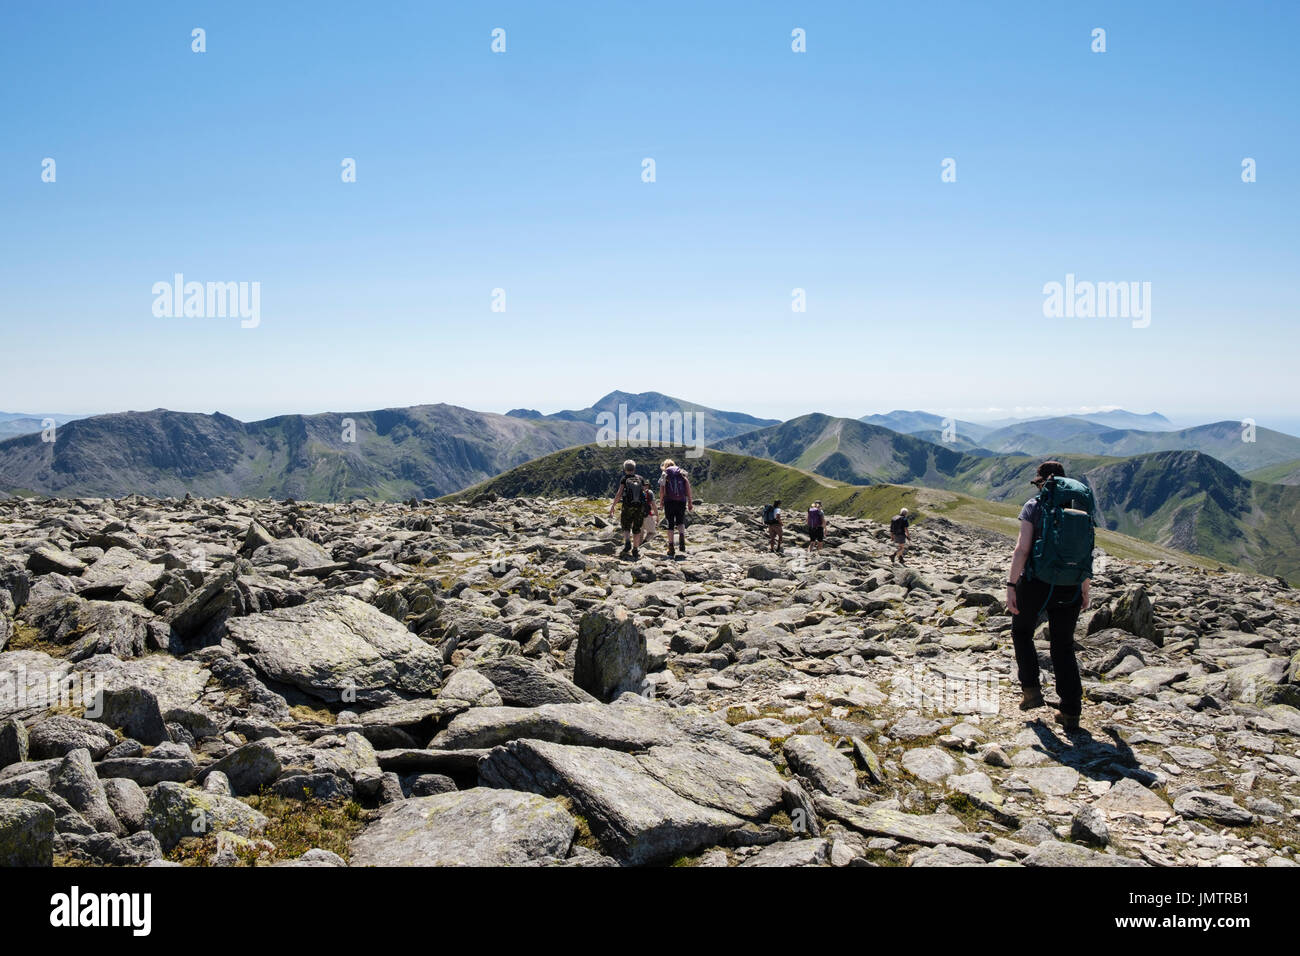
[0,797,55,865]
[198,741,282,796]
[145,781,268,851]
[1109,586,1156,643]
[224,594,442,703]
[350,788,576,866]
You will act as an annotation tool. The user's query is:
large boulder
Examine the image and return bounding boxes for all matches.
[77,548,168,599]
[479,739,745,865]
[0,798,55,865]
[224,594,442,703]
[196,741,282,796]
[0,717,29,768]
[145,781,268,851]
[51,748,122,835]
[472,656,597,707]
[573,607,647,702]
[250,538,334,571]
[93,685,169,746]
[1109,586,1157,644]
[21,596,157,661]
[28,715,118,760]
[349,788,576,866]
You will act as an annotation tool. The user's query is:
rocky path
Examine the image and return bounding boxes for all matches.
[1,493,1297,867]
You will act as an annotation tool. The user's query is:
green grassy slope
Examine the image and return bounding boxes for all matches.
[442,443,1228,571]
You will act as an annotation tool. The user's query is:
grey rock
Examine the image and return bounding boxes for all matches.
[28,715,118,760]
[350,788,576,866]
[197,741,281,796]
[1172,791,1254,826]
[479,739,744,865]
[0,716,29,768]
[1071,804,1110,847]
[145,781,268,851]
[225,594,443,703]
[102,777,149,833]
[573,606,647,702]
[93,685,169,746]
[0,798,55,865]
[739,838,830,867]
[1023,839,1145,867]
[52,748,122,835]
[472,656,597,707]
[783,735,860,799]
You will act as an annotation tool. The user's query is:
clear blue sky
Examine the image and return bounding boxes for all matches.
[2,1,1296,431]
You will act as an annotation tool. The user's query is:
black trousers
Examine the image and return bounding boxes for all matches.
[1010,575,1083,716]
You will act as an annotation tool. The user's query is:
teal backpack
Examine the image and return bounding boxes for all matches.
[1029,476,1097,589]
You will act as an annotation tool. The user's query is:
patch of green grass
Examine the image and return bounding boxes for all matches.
[168,794,368,866]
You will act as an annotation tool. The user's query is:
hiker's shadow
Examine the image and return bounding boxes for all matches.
[1024,721,1156,785]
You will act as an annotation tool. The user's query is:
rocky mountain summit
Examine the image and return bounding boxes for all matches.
[1,492,1298,867]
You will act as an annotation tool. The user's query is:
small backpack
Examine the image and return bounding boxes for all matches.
[762,504,777,524]
[622,475,645,507]
[1029,476,1097,587]
[890,514,908,535]
[664,466,689,502]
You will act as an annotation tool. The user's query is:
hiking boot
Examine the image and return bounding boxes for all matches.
[620,543,631,558]
[630,548,640,560]
[1019,687,1044,711]
[1056,710,1081,733]
[678,538,686,555]
[667,543,675,558]
[890,553,896,564]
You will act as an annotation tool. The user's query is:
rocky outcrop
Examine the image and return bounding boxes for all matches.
[0,493,1296,869]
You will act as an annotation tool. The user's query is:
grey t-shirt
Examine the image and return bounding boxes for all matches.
[1017,498,1042,530]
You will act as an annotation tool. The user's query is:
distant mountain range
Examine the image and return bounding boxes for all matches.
[0,392,769,501]
[3,394,1299,578]
[517,389,779,442]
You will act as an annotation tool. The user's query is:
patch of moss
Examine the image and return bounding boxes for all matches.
[7,621,67,657]
[288,703,336,725]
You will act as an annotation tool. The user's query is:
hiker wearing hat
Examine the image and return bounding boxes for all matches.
[1006,460,1097,733]
[609,459,654,560]
[889,508,911,564]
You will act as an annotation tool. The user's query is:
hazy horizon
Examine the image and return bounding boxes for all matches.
[4,393,1298,441]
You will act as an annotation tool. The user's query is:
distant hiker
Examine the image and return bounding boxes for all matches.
[659,458,694,557]
[609,460,653,559]
[763,499,784,553]
[889,508,911,564]
[806,500,826,552]
[1006,460,1096,734]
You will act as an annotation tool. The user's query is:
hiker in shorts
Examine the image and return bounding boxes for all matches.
[1006,460,1094,734]
[658,458,694,557]
[889,508,910,564]
[608,460,653,559]
[806,500,826,552]
[763,499,783,553]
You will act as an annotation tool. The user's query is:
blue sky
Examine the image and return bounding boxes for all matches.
[1,1,1297,431]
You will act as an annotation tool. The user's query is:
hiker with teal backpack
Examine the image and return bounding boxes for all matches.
[1006,460,1096,733]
